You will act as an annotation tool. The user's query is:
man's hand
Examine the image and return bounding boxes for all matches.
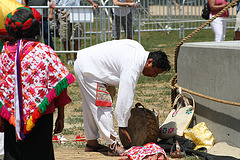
[87,0,98,10]
[129,2,137,9]
[120,127,132,143]
[54,117,64,134]
[92,3,98,9]
[54,105,64,134]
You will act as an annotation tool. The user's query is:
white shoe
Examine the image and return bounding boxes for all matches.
[67,60,73,65]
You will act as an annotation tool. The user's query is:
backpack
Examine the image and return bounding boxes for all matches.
[201,2,211,20]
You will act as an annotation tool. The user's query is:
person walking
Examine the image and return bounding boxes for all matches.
[22,0,55,49]
[208,0,230,42]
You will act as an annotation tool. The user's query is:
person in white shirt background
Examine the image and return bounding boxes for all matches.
[55,0,98,65]
[112,0,137,40]
[74,39,171,156]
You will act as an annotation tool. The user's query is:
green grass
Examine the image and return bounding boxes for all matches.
[66,115,84,124]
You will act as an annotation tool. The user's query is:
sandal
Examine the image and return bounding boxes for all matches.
[170,140,186,158]
[108,149,124,156]
[85,144,108,152]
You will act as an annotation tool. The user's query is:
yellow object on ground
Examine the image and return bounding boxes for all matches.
[184,122,215,150]
[0,0,23,37]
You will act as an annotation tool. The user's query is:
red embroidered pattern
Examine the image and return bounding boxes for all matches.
[0,41,75,133]
[95,83,112,107]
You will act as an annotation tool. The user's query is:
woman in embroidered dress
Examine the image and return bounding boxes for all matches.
[208,0,230,42]
[0,7,75,160]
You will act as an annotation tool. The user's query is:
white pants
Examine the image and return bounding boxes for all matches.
[210,14,227,42]
[74,62,118,145]
[234,12,240,31]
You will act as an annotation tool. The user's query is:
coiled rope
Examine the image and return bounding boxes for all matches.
[169,0,240,106]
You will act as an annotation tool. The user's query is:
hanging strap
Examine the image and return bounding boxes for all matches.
[172,90,195,117]
[14,39,25,140]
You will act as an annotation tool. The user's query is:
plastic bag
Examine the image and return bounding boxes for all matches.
[183,122,215,150]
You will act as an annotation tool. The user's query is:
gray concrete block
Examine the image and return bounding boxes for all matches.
[177,41,240,148]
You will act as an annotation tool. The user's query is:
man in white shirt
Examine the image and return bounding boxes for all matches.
[74,39,171,155]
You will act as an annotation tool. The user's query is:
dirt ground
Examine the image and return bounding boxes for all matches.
[53,142,240,160]
[53,80,240,160]
[54,61,240,160]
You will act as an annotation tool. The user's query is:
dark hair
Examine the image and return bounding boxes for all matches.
[148,50,171,72]
[5,8,40,40]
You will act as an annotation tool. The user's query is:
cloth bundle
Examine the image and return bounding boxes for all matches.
[184,122,215,150]
[120,143,167,160]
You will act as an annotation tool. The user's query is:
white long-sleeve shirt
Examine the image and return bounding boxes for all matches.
[76,39,149,127]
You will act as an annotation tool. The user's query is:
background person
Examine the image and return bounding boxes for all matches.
[74,39,171,156]
[234,1,240,40]
[0,7,75,160]
[55,0,98,65]
[208,0,229,42]
[22,0,55,49]
[112,0,137,40]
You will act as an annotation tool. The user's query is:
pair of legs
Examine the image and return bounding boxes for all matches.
[64,40,79,63]
[74,62,124,155]
[43,18,54,49]
[210,14,227,42]
[112,11,134,40]
[59,12,83,64]
[234,11,240,40]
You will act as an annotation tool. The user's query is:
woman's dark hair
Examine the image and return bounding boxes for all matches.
[148,50,171,72]
[5,7,41,40]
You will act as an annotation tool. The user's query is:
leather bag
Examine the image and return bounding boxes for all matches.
[202,2,211,20]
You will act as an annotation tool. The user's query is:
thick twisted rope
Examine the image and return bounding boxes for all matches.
[170,0,240,106]
[169,74,240,106]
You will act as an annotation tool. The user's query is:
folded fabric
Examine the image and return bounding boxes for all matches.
[121,142,167,160]
[184,122,215,150]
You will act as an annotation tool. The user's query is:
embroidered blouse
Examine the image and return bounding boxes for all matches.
[0,40,75,138]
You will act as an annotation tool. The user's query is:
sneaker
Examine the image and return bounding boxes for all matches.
[67,60,73,65]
